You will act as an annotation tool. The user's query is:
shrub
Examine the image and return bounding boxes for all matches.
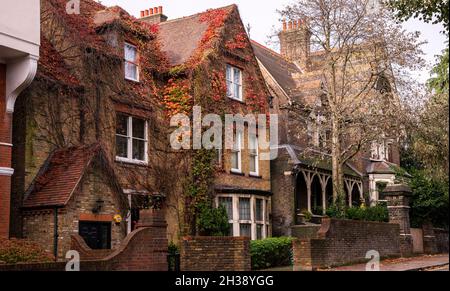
[250,237,294,270]
[0,239,54,264]
[196,203,230,236]
[327,204,389,222]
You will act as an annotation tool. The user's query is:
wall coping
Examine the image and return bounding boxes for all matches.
[182,236,250,241]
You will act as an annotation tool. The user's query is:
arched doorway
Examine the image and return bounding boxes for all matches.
[295,172,308,213]
[351,184,360,207]
[311,175,323,215]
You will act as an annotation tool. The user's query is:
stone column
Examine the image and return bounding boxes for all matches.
[384,184,413,257]
[422,221,438,254]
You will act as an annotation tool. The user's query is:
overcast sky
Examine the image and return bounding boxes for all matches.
[99,0,447,83]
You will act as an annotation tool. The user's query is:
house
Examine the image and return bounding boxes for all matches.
[252,20,405,236]
[7,0,272,259]
[11,0,172,258]
[0,0,40,239]
[152,4,272,240]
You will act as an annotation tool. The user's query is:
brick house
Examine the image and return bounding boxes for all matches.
[11,0,173,258]
[7,0,272,259]
[251,21,406,236]
[152,4,272,240]
[0,0,40,239]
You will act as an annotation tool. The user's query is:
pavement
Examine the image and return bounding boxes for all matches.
[263,254,449,271]
[325,254,449,271]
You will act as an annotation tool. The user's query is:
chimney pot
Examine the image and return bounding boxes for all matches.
[149,8,154,15]
[282,20,287,31]
[140,11,145,18]
[159,6,163,14]
[145,10,149,16]
[288,21,293,29]
[154,7,159,14]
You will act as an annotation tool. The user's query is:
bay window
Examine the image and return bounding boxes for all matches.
[116,113,148,164]
[216,194,271,240]
[226,64,243,101]
[125,43,139,81]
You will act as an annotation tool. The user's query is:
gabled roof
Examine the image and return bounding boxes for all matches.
[23,144,122,209]
[37,36,80,87]
[251,40,301,98]
[158,5,235,66]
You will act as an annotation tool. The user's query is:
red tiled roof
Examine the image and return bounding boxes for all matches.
[23,145,102,209]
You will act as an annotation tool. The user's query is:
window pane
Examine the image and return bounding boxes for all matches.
[226,65,232,81]
[125,44,137,62]
[256,224,263,240]
[240,223,251,238]
[132,139,146,161]
[255,199,263,221]
[132,118,146,139]
[116,136,128,158]
[218,197,233,220]
[231,151,239,170]
[229,224,234,236]
[233,68,241,85]
[249,156,256,173]
[234,84,240,100]
[125,62,138,80]
[116,114,128,136]
[239,198,251,220]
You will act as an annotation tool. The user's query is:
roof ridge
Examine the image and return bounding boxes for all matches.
[251,40,292,62]
[159,4,236,25]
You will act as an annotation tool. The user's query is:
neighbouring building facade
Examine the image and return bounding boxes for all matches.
[0,0,40,239]
[5,0,272,259]
[252,20,406,236]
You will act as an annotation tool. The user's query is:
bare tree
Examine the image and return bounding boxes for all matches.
[278,0,424,203]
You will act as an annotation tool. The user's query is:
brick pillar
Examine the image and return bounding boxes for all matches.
[136,208,168,229]
[384,184,413,257]
[422,221,438,254]
[0,64,13,239]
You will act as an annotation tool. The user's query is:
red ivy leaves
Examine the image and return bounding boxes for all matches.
[225,32,248,51]
[162,78,193,117]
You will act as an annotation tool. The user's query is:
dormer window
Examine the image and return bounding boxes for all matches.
[124,43,139,82]
[226,65,243,101]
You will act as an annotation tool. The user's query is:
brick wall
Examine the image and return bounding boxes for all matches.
[270,151,295,236]
[0,210,168,271]
[0,63,12,239]
[292,218,401,270]
[180,236,251,271]
[434,228,449,254]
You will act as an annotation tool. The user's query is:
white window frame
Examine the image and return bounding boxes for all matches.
[216,194,271,240]
[226,64,243,101]
[249,135,259,177]
[115,114,148,165]
[124,42,139,82]
[231,132,242,174]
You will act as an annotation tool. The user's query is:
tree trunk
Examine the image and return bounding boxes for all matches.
[331,115,345,204]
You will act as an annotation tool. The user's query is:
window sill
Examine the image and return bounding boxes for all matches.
[227,96,245,104]
[125,77,140,83]
[249,174,262,179]
[230,170,245,176]
[115,157,148,166]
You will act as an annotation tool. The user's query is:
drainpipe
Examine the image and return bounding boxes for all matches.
[53,207,59,261]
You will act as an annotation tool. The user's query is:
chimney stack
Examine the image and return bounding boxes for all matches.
[139,6,168,25]
[279,18,311,69]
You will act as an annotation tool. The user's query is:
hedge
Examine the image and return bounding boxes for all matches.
[250,237,294,270]
[0,239,54,264]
